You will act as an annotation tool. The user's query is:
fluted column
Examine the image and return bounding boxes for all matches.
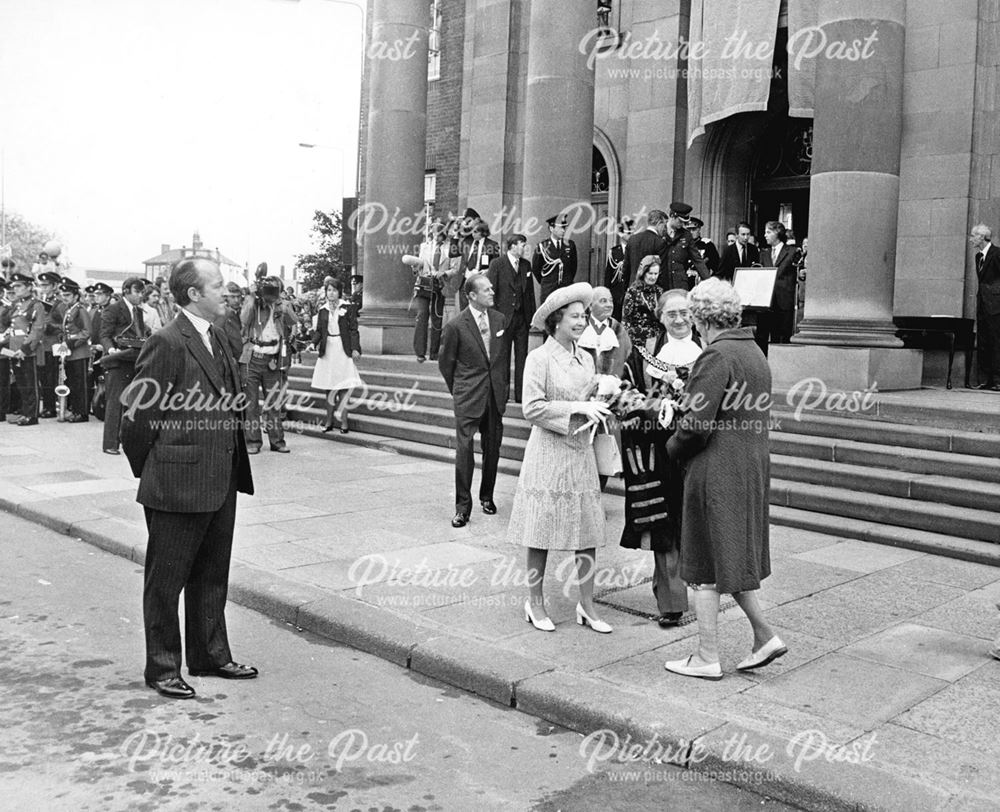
[520,0,595,279]
[793,0,905,347]
[360,0,428,347]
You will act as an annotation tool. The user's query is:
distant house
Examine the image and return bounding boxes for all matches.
[143,231,247,286]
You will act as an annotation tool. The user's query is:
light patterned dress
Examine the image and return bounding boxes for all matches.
[507,339,607,550]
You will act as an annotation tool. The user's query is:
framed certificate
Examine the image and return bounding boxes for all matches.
[732,267,778,308]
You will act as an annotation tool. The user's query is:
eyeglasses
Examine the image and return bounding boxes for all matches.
[664,310,690,319]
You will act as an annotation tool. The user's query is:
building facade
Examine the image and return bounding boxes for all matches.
[357,0,999,386]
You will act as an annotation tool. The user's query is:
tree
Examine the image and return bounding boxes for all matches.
[295,209,345,292]
[1,211,58,274]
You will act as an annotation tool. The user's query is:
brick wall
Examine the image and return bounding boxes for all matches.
[425,0,466,219]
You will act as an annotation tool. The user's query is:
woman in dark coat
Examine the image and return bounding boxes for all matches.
[663,278,785,681]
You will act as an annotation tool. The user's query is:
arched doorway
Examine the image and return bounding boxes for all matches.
[750,118,813,244]
[592,127,620,284]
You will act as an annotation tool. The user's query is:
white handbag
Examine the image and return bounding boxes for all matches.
[593,433,623,476]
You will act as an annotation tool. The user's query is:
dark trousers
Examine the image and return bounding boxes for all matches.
[502,309,529,401]
[65,357,89,420]
[12,358,38,421]
[143,473,237,681]
[454,396,503,514]
[413,293,443,359]
[40,351,58,412]
[103,363,135,450]
[977,301,1000,385]
[0,359,10,419]
[652,548,688,615]
[244,355,285,449]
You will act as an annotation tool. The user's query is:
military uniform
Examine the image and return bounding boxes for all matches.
[36,271,63,417]
[660,227,709,291]
[2,274,47,425]
[604,242,627,322]
[532,215,578,305]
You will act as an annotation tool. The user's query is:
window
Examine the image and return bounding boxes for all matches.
[424,171,437,232]
[428,0,442,81]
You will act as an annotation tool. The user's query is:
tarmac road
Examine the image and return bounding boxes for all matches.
[0,514,799,811]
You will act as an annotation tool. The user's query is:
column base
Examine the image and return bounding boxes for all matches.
[791,318,903,348]
[359,307,413,355]
[769,345,923,392]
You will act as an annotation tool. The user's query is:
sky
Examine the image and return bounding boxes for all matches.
[0,0,363,278]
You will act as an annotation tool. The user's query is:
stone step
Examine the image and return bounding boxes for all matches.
[773,479,1000,544]
[771,455,1000,513]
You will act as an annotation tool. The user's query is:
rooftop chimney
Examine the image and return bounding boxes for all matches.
[161,244,170,254]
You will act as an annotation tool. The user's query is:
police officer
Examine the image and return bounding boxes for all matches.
[36,270,63,417]
[532,214,578,304]
[687,216,720,276]
[2,272,47,425]
[658,202,709,290]
[54,277,92,422]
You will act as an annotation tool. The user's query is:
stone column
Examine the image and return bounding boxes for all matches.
[520,0,596,283]
[771,0,922,390]
[359,0,429,354]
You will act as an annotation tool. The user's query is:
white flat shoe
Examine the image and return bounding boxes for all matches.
[524,599,555,632]
[664,655,723,680]
[575,603,612,634]
[737,636,788,671]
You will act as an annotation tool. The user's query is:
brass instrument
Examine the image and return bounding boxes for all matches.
[53,342,71,422]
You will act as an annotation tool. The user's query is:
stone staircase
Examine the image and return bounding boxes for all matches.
[285,353,1000,564]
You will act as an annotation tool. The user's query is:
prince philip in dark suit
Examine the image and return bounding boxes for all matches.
[122,258,256,700]
[438,274,509,528]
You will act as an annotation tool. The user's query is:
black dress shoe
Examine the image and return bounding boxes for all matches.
[657,613,683,628]
[189,661,259,679]
[16,417,38,426]
[481,499,497,515]
[39,409,57,419]
[66,414,89,423]
[270,445,290,453]
[451,513,469,528]
[974,382,996,390]
[416,356,426,363]
[146,676,196,699]
[102,447,120,454]
[247,447,261,455]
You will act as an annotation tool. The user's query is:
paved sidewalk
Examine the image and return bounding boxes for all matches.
[2,420,999,811]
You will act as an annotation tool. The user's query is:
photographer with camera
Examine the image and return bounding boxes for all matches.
[239,264,299,454]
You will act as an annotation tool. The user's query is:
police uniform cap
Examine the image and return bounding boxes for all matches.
[59,276,81,293]
[10,272,34,285]
[94,282,114,295]
[462,207,480,220]
[546,214,569,228]
[687,216,704,229]
[668,202,693,217]
[38,271,62,285]
[83,285,96,294]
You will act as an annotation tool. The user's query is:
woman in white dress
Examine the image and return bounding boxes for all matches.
[507,283,614,635]
[310,277,363,433]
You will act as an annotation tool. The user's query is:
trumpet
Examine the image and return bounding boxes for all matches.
[53,342,71,422]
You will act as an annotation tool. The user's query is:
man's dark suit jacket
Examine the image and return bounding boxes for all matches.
[438,307,508,418]
[487,255,536,326]
[313,303,362,358]
[978,243,1000,316]
[99,298,150,368]
[624,228,667,283]
[717,242,760,281]
[762,242,797,312]
[121,310,254,513]
[464,237,501,275]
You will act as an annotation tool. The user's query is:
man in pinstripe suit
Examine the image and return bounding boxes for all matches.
[122,257,256,699]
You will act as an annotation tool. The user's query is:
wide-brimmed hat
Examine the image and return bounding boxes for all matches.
[530,282,594,332]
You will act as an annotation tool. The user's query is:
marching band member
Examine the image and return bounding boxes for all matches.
[35,270,63,418]
[54,277,92,422]
[0,279,12,421]
[532,214,578,304]
[1,272,47,426]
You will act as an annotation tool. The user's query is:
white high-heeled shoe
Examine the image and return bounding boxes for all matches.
[524,599,555,632]
[576,603,612,634]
